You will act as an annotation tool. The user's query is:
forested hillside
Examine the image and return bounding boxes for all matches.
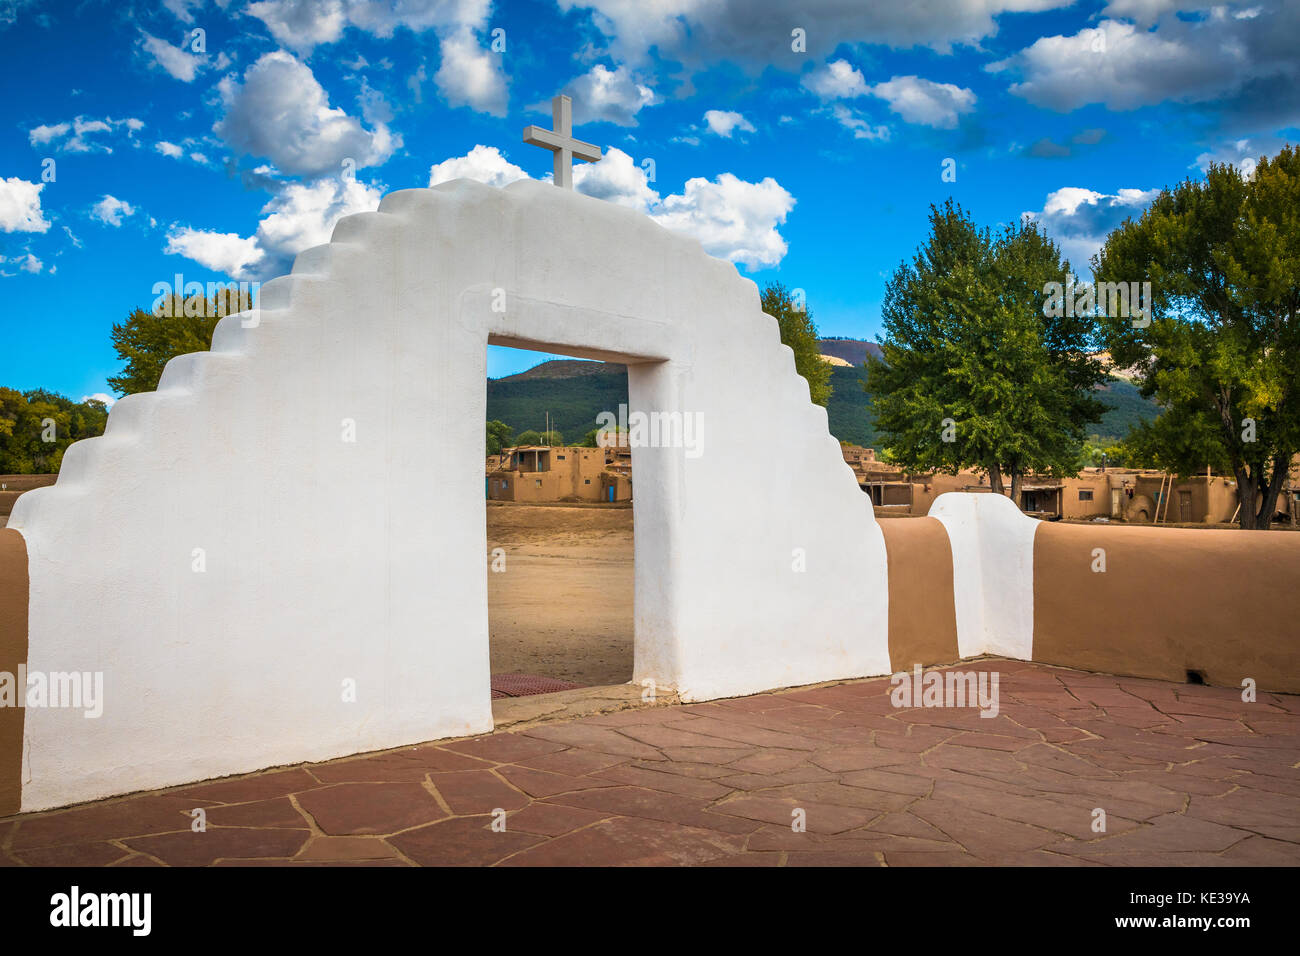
[486,354,1158,449]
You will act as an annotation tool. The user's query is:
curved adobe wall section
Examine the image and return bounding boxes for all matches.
[927,493,1038,661]
[1033,522,1300,693]
[0,529,27,816]
[878,518,959,670]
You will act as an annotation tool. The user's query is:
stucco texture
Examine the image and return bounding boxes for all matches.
[878,517,959,670]
[1034,522,1300,693]
[6,180,891,811]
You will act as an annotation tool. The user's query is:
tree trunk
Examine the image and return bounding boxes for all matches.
[987,464,1003,495]
[1256,455,1288,529]
[1236,467,1260,530]
[1009,470,1023,507]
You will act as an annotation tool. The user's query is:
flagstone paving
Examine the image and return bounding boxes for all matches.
[2,660,1297,866]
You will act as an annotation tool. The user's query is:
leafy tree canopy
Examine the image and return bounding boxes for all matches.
[1096,145,1300,528]
[108,288,251,396]
[865,199,1108,501]
[761,281,832,407]
[486,420,513,456]
[0,388,109,474]
[514,429,563,446]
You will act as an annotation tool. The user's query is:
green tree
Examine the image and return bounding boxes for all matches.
[761,281,832,407]
[485,420,513,455]
[1096,146,1300,529]
[1081,436,1131,469]
[514,429,562,446]
[865,200,1107,502]
[0,388,109,473]
[107,287,251,395]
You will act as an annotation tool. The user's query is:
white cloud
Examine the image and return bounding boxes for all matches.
[703,110,755,138]
[80,392,117,408]
[828,105,890,141]
[162,0,201,22]
[1100,0,1180,22]
[556,64,656,126]
[868,75,976,128]
[0,253,43,275]
[244,0,351,52]
[802,59,869,99]
[429,144,529,188]
[140,30,204,82]
[176,143,795,280]
[1193,137,1283,177]
[155,141,185,158]
[434,26,508,115]
[245,0,492,54]
[254,177,382,270]
[246,3,506,115]
[572,147,657,210]
[90,195,136,227]
[214,51,398,178]
[27,116,142,154]
[165,177,383,280]
[28,122,70,145]
[426,145,793,269]
[556,0,1071,68]
[165,227,265,278]
[0,177,51,233]
[988,10,1300,129]
[989,21,1215,111]
[651,173,794,269]
[1022,185,1160,269]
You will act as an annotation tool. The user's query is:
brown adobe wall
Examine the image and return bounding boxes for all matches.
[0,528,28,815]
[1033,522,1300,693]
[878,517,960,671]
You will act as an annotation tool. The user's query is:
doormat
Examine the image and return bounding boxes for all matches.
[490,673,585,699]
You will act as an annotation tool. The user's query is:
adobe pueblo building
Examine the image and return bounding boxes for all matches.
[1,173,1298,815]
[486,444,631,503]
[838,443,1297,526]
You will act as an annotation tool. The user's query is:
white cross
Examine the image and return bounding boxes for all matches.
[522,95,602,190]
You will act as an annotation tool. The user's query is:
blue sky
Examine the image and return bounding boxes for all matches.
[1,0,1296,401]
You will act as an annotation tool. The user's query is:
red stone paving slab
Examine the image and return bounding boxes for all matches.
[12,842,132,867]
[426,770,529,814]
[1,660,1297,866]
[388,816,544,866]
[310,746,487,781]
[203,796,311,829]
[123,827,311,867]
[498,815,746,866]
[295,783,446,836]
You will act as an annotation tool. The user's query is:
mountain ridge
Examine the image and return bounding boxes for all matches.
[486,340,1157,446]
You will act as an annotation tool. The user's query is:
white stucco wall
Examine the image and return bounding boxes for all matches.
[9,179,892,810]
[928,492,1038,660]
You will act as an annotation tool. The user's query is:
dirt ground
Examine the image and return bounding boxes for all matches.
[487,502,633,687]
